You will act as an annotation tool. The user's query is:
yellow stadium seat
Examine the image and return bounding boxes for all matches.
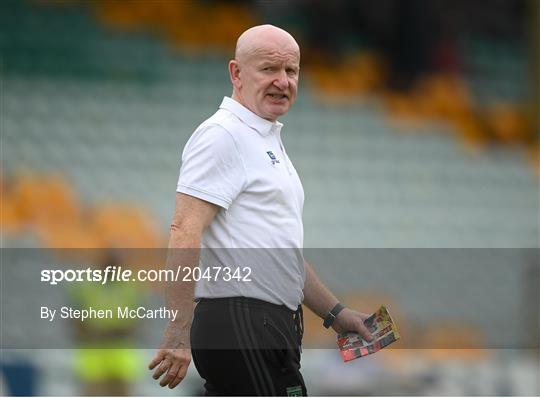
[486,103,531,143]
[92,204,161,248]
[1,193,25,234]
[453,114,489,152]
[420,323,488,362]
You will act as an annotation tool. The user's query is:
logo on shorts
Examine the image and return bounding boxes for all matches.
[266,151,280,165]
[286,385,303,396]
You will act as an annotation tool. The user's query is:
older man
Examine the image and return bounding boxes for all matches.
[149,25,372,396]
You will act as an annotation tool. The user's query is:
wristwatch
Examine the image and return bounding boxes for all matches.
[323,302,345,329]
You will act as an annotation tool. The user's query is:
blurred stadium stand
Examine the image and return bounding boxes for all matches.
[1,0,537,249]
[1,0,538,396]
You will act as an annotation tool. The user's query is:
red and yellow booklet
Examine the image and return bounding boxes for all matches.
[337,305,400,362]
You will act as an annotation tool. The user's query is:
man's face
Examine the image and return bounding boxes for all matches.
[234,46,300,121]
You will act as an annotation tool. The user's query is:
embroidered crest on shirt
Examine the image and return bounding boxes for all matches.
[266,150,280,165]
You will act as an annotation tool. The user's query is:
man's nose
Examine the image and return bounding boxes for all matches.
[273,70,289,90]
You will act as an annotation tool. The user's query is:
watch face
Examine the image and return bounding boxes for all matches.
[323,313,336,328]
[324,303,345,328]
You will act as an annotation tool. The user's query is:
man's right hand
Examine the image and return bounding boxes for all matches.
[149,194,218,389]
[148,348,191,389]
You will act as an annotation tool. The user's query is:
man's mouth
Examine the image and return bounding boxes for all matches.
[267,93,288,100]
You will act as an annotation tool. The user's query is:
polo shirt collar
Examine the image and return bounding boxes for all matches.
[219,96,282,137]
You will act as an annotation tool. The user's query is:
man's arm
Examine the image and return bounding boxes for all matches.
[303,260,373,341]
[148,193,219,389]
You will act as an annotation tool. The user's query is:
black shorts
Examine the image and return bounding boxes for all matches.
[190,297,307,396]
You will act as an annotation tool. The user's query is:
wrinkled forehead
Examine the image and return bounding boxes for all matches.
[249,43,300,66]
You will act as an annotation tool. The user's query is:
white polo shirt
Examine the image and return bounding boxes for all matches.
[177,97,305,309]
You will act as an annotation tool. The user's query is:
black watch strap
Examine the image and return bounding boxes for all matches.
[323,302,345,329]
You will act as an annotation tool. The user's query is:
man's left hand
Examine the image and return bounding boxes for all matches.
[331,308,374,342]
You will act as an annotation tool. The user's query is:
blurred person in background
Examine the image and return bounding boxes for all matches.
[149,25,373,396]
[70,251,143,396]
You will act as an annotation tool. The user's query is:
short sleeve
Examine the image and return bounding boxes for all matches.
[177,124,246,209]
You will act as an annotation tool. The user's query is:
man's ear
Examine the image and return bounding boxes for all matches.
[228,60,242,90]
